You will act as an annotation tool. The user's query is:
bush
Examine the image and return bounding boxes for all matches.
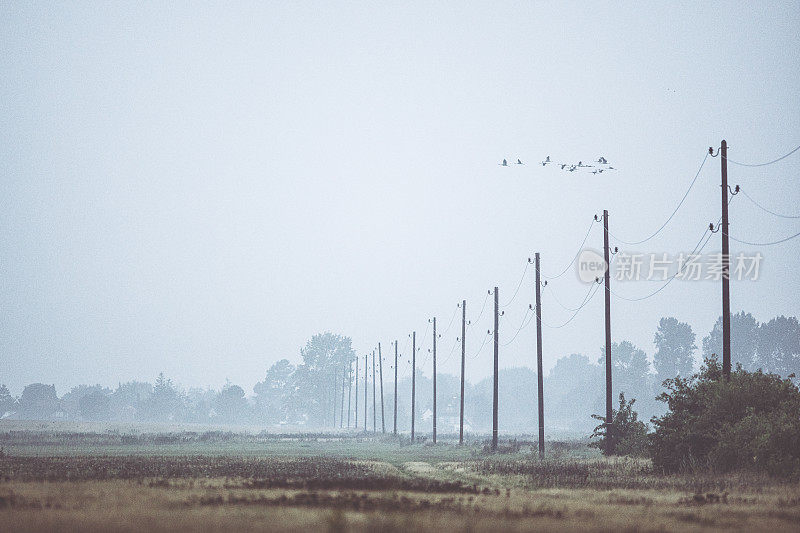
[650,356,800,476]
[590,392,649,457]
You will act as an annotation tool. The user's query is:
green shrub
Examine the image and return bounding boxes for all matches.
[650,356,800,476]
[590,392,649,457]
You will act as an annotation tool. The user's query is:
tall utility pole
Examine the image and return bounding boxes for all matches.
[333,368,337,428]
[411,331,416,441]
[459,300,466,445]
[372,350,377,432]
[340,363,346,428]
[432,317,437,444]
[603,209,614,455]
[720,140,732,380]
[393,340,398,435]
[364,353,368,433]
[347,359,353,428]
[355,356,359,428]
[379,343,385,433]
[535,253,545,459]
[492,287,499,451]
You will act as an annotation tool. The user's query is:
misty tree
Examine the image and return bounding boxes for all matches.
[546,353,603,433]
[61,384,112,419]
[184,387,216,423]
[0,384,15,416]
[110,381,153,421]
[79,390,111,420]
[294,333,356,426]
[702,312,759,371]
[756,316,800,378]
[141,373,184,422]
[214,381,250,423]
[18,383,59,419]
[653,317,697,385]
[253,359,296,424]
[599,341,655,419]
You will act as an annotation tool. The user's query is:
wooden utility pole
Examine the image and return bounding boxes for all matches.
[364,353,368,433]
[379,343,385,433]
[432,317,437,444]
[393,340,398,435]
[720,140,732,380]
[411,331,416,441]
[492,287,499,451]
[347,359,353,428]
[355,356,359,428]
[341,363,347,428]
[333,368,337,428]
[603,209,614,455]
[372,350,377,433]
[535,253,545,459]
[459,300,466,445]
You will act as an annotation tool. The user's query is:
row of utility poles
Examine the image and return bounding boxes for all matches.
[331,140,733,457]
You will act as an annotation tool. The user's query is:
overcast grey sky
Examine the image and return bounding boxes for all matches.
[2,1,799,395]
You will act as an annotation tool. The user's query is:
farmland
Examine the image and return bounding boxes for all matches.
[1,423,798,532]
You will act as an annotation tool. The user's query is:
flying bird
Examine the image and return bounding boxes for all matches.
[560,163,567,170]
[501,159,508,166]
[597,157,608,164]
[541,156,551,166]
[516,158,523,165]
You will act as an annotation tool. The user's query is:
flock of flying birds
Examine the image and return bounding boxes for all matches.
[500,156,617,174]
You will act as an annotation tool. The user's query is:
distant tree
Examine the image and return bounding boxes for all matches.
[18,383,59,419]
[756,316,800,378]
[702,312,759,371]
[546,353,603,433]
[254,359,296,424]
[110,381,153,421]
[141,373,184,422]
[0,384,16,416]
[184,387,216,423]
[79,390,111,421]
[653,317,697,384]
[214,381,249,423]
[295,333,356,426]
[61,385,112,419]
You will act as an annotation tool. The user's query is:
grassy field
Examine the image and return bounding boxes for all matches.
[1,422,798,532]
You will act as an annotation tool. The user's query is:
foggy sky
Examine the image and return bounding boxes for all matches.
[2,1,799,395]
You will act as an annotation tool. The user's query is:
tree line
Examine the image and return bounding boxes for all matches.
[2,314,797,432]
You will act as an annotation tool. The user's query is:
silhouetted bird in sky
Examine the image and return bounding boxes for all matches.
[516,158,523,165]
[501,159,508,166]
[568,165,577,172]
[541,156,551,166]
[598,168,605,173]
[597,156,608,164]
[560,163,567,169]
[592,170,598,174]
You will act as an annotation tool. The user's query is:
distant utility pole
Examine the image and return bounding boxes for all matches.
[535,253,545,459]
[720,140,732,380]
[340,362,346,428]
[492,287,499,451]
[364,353,368,433]
[333,367,337,428]
[432,316,437,444]
[372,349,377,433]
[393,340,398,435]
[603,209,614,455]
[459,300,466,445]
[411,331,416,441]
[379,342,385,434]
[347,359,353,428]
[355,356,359,428]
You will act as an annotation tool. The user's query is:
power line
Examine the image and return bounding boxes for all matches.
[500,260,530,307]
[440,304,460,336]
[541,219,597,279]
[467,291,491,327]
[500,306,534,347]
[725,230,800,246]
[540,281,602,329]
[722,144,800,167]
[606,152,708,245]
[740,187,800,219]
[470,330,492,359]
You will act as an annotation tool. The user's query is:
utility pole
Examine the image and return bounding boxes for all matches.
[411,331,416,442]
[355,356,359,428]
[535,253,545,459]
[347,359,353,428]
[432,317,437,444]
[333,367,337,428]
[364,353,368,433]
[379,342,385,433]
[492,287,499,451]
[603,209,614,455]
[372,350,377,433]
[340,362,346,428]
[393,340,398,435]
[720,140,732,380]
[459,300,466,445]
